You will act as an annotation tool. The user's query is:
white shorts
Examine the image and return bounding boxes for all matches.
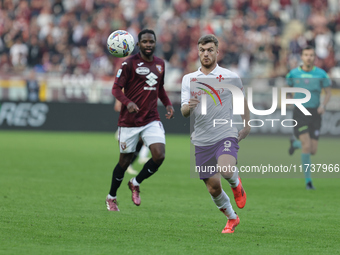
[118,121,165,153]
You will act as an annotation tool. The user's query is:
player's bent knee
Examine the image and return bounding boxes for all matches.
[151,149,165,165]
[301,145,311,154]
[118,161,130,170]
[119,155,133,169]
[220,171,234,179]
[153,154,165,165]
[209,187,222,197]
[207,184,222,197]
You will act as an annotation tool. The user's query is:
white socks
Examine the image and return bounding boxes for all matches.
[211,190,237,219]
[107,194,116,200]
[131,177,140,186]
[226,167,239,188]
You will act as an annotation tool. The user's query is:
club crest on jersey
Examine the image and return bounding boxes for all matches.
[136,67,150,75]
[120,142,127,151]
[156,65,163,73]
[216,75,224,82]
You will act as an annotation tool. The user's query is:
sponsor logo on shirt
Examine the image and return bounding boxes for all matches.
[144,72,158,90]
[137,62,144,66]
[191,88,224,97]
[136,67,150,75]
[122,62,127,66]
[195,82,223,106]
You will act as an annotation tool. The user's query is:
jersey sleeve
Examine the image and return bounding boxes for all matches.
[114,60,131,88]
[112,60,132,106]
[181,74,190,107]
[240,79,246,97]
[286,71,293,87]
[158,83,172,107]
[233,73,246,97]
[112,84,131,106]
[157,62,172,106]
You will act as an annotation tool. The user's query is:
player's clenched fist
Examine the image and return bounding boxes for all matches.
[127,102,139,113]
[165,105,174,119]
[189,95,200,109]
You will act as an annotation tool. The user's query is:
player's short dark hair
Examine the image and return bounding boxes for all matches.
[138,29,156,42]
[197,34,219,48]
[301,45,315,54]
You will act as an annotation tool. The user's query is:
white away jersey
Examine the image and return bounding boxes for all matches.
[181,65,245,146]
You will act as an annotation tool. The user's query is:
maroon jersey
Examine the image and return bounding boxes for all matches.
[113,53,172,127]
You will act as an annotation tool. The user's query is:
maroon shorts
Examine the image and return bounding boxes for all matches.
[195,137,239,180]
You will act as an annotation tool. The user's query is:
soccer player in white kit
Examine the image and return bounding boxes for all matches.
[181,35,251,233]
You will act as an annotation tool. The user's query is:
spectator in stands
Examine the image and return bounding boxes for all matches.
[27,35,43,68]
[10,37,28,70]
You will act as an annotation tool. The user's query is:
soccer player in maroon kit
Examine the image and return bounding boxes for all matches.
[106,29,174,211]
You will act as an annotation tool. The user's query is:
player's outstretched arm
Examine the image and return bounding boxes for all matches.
[238,98,251,142]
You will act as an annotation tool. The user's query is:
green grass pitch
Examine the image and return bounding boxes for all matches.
[0,131,339,255]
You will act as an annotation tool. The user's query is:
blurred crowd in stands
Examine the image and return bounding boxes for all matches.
[1,0,340,90]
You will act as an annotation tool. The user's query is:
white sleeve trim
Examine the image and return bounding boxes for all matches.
[181,74,190,107]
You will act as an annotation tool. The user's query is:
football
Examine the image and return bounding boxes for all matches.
[107,30,135,58]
